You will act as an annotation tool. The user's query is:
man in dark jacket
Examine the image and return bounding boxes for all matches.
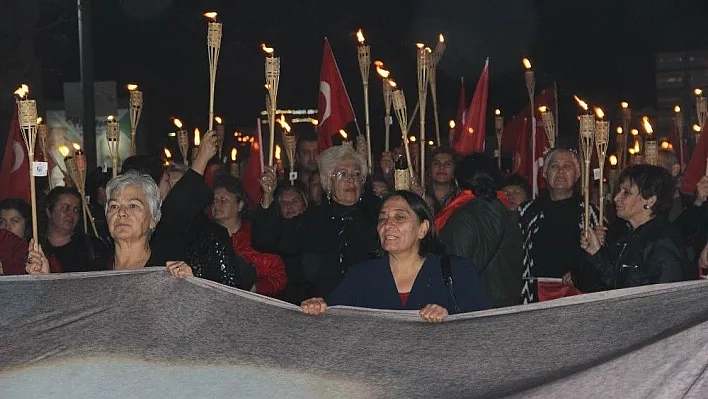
[438,154,524,308]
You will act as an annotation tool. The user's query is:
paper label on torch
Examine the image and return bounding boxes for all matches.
[289,172,298,181]
[494,150,500,157]
[593,168,601,181]
[32,162,48,177]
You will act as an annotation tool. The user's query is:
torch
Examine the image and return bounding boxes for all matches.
[106,115,120,178]
[429,34,446,147]
[205,12,222,132]
[674,105,685,172]
[630,129,642,165]
[37,118,52,190]
[494,109,504,168]
[448,120,456,148]
[127,84,142,156]
[230,148,239,177]
[643,116,658,166]
[174,118,189,166]
[539,106,556,149]
[523,58,538,196]
[263,44,280,166]
[620,101,631,168]
[163,148,172,165]
[192,128,201,164]
[696,89,707,130]
[391,87,415,181]
[73,144,88,233]
[356,29,373,170]
[376,61,394,152]
[416,43,432,188]
[594,107,609,225]
[214,116,224,159]
[14,84,40,245]
[576,95,594,232]
[615,126,624,171]
[277,114,297,185]
[608,154,619,197]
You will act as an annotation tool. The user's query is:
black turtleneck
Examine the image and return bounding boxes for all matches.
[532,193,583,278]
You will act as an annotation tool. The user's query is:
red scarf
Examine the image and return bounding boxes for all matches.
[434,190,510,232]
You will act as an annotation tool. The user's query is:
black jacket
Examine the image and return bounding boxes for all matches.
[586,216,694,289]
[439,197,523,308]
[252,192,381,299]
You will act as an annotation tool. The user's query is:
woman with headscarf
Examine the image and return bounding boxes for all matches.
[301,191,490,322]
[252,144,380,301]
[581,164,694,288]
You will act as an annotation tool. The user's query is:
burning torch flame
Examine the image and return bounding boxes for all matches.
[127,84,138,91]
[374,60,383,67]
[203,12,218,21]
[439,34,445,43]
[695,89,703,96]
[310,119,318,126]
[173,118,183,129]
[594,107,605,119]
[621,102,629,109]
[275,145,281,160]
[231,148,237,162]
[356,29,365,44]
[416,43,425,49]
[616,127,623,134]
[495,109,501,116]
[388,80,397,88]
[276,114,291,133]
[194,128,201,146]
[449,120,455,129]
[376,65,390,79]
[107,115,115,122]
[339,130,348,140]
[72,143,81,150]
[522,58,532,70]
[428,140,435,146]
[214,116,223,124]
[633,140,640,153]
[573,95,589,111]
[609,155,618,166]
[58,146,70,158]
[409,135,417,142]
[538,106,548,113]
[36,117,43,124]
[164,148,172,158]
[674,105,681,113]
[261,44,274,55]
[642,116,653,135]
[631,129,639,136]
[14,84,29,98]
[628,148,636,155]
[661,141,670,149]
[694,124,702,133]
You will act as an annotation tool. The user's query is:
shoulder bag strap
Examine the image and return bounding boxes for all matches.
[441,255,462,314]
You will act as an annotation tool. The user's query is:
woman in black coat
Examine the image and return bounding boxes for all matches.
[301,191,491,322]
[581,165,695,288]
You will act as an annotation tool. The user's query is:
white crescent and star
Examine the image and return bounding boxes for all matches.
[319,81,331,125]
[11,140,24,173]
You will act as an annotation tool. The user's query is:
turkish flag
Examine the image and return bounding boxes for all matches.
[532,116,551,196]
[317,39,355,151]
[501,87,557,154]
[452,59,489,156]
[243,118,265,209]
[512,117,529,177]
[0,109,30,202]
[536,278,584,302]
[680,123,708,196]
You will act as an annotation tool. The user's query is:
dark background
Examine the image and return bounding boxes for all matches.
[1,0,708,162]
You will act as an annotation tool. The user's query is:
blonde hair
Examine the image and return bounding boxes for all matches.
[317,144,368,193]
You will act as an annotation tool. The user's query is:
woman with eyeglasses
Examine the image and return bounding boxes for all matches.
[252,144,381,302]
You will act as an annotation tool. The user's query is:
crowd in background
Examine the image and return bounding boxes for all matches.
[2,124,707,322]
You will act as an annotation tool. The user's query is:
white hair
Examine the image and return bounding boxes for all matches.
[105,171,162,232]
[543,148,581,181]
[318,144,368,193]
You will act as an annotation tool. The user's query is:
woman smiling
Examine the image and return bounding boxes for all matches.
[301,191,490,322]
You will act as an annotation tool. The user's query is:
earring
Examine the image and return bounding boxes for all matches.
[643,203,650,210]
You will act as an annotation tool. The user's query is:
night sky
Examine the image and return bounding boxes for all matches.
[6,0,708,157]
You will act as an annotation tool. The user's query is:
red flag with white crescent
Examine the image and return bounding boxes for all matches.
[317,39,355,151]
[0,109,30,202]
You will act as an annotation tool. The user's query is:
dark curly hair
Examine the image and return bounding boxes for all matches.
[618,164,673,217]
[0,198,31,240]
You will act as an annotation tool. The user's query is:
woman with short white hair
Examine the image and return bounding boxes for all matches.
[517,148,604,302]
[26,172,192,278]
[252,144,381,302]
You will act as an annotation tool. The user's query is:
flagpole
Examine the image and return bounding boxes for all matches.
[430,34,446,146]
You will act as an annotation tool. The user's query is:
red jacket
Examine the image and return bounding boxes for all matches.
[0,229,28,275]
[232,222,287,297]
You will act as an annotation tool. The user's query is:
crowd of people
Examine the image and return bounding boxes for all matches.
[2,124,707,322]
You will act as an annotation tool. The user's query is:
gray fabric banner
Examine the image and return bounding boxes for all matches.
[1,270,708,398]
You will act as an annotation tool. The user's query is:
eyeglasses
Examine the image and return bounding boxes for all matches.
[332,170,363,182]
